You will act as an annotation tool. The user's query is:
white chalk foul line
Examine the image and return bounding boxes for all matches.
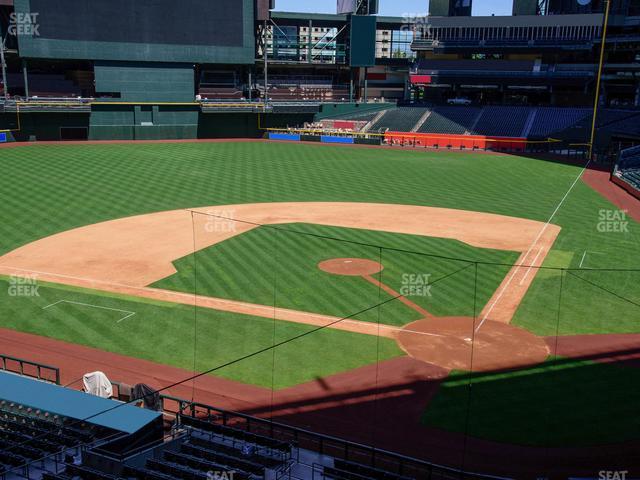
[579,250,588,268]
[478,159,591,332]
[42,300,136,323]
[518,247,545,286]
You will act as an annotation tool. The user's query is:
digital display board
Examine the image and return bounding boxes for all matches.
[13,0,255,64]
[349,15,376,67]
[29,0,243,46]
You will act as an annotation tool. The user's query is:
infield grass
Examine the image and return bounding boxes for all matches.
[152,223,519,325]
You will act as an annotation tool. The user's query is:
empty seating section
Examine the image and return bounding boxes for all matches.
[594,109,640,127]
[416,59,534,73]
[474,107,530,137]
[257,75,349,101]
[325,105,639,141]
[607,112,640,137]
[115,413,294,480]
[617,145,640,190]
[334,110,381,122]
[528,108,591,137]
[0,402,107,477]
[44,463,121,480]
[622,169,640,189]
[322,458,416,480]
[568,109,640,139]
[40,413,294,480]
[369,108,426,132]
[418,107,480,134]
[179,414,291,455]
[7,73,81,98]
[199,71,243,100]
[262,86,348,102]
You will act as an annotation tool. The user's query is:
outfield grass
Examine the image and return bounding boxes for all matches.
[152,223,518,325]
[422,358,640,446]
[1,142,638,335]
[0,276,403,389]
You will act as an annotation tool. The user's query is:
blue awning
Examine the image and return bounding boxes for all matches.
[0,371,161,434]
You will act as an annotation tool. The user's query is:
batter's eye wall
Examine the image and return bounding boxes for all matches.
[13,0,255,64]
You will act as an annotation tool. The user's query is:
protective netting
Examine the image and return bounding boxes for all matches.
[2,209,639,479]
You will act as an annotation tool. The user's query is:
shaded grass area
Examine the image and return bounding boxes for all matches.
[422,358,640,446]
[1,142,639,336]
[0,277,403,389]
[152,223,519,325]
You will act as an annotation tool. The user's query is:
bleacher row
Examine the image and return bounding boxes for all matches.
[0,355,480,480]
[362,106,621,138]
[616,145,640,190]
[23,410,421,480]
[414,59,535,73]
[257,85,349,102]
[4,74,83,98]
[0,402,109,478]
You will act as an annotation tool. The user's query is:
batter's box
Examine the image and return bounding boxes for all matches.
[42,300,136,323]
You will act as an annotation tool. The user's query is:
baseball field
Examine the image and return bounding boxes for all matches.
[1,140,639,475]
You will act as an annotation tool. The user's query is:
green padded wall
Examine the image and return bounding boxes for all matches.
[0,111,315,141]
[89,103,199,140]
[0,113,90,141]
[94,62,195,102]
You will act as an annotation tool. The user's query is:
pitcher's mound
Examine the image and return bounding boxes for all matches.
[398,317,549,371]
[318,258,384,276]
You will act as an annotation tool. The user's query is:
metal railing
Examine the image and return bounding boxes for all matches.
[160,395,511,480]
[0,354,60,384]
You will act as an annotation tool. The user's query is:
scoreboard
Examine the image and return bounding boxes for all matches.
[13,0,255,64]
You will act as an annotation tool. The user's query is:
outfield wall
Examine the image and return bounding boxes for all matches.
[0,112,90,142]
[385,132,528,152]
[0,110,315,142]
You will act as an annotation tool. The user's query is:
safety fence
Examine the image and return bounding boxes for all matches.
[266,127,565,153]
[0,354,60,384]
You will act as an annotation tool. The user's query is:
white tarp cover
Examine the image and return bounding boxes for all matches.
[82,371,113,398]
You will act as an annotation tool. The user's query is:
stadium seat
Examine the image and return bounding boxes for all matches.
[369,107,426,132]
[418,106,480,134]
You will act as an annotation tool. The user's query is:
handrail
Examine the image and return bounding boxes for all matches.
[265,126,563,144]
[160,394,512,480]
[0,354,60,384]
